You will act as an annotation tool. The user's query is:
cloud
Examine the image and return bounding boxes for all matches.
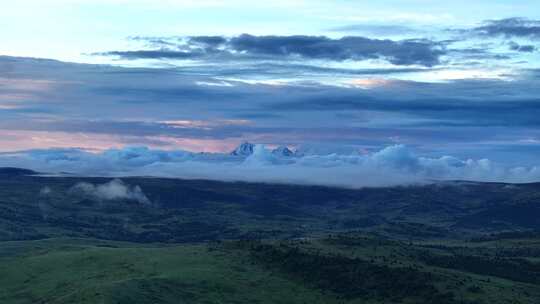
[328,24,421,36]
[188,35,227,46]
[264,81,540,128]
[0,145,539,188]
[71,179,151,205]
[37,186,54,220]
[39,186,52,196]
[98,34,447,67]
[103,50,199,60]
[472,18,540,40]
[508,41,536,53]
[2,55,540,167]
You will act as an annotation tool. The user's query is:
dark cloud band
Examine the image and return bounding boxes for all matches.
[472,18,540,39]
[98,34,446,67]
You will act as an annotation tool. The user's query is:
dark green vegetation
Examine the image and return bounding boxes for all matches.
[1,169,540,303]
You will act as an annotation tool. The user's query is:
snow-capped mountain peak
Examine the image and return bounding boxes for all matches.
[230,142,255,156]
[271,146,294,157]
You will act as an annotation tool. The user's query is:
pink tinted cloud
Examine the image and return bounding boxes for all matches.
[0,78,57,92]
[0,130,241,153]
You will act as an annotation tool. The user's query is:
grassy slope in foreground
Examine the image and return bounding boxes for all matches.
[0,238,336,304]
[1,236,540,304]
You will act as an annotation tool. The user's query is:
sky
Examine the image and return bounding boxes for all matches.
[1,0,540,185]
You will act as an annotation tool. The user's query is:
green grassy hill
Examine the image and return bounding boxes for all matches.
[0,238,337,304]
[1,236,539,304]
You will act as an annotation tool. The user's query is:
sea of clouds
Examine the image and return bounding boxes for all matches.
[1,145,539,188]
